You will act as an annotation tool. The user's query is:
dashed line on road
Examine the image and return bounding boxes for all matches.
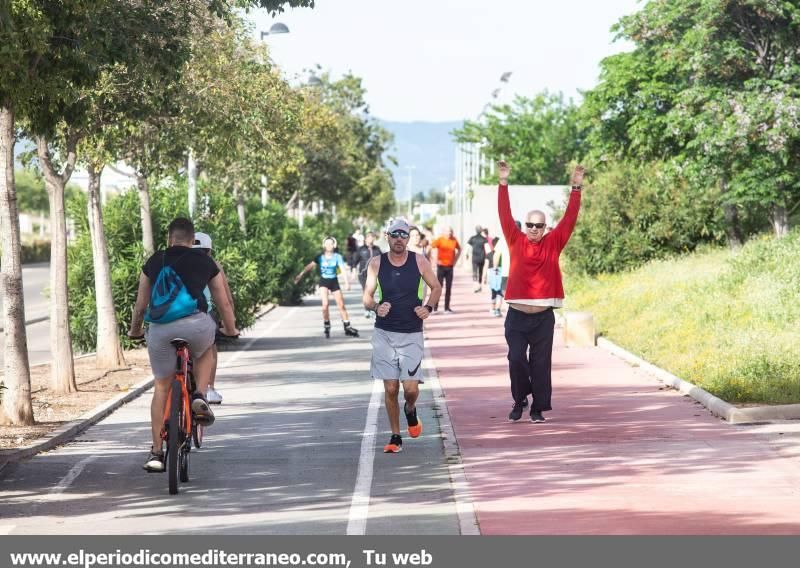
[346,378,383,535]
[50,456,97,496]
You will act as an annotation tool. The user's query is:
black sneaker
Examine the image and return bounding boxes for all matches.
[508,403,524,422]
[530,410,546,423]
[143,449,164,472]
[383,434,403,453]
[191,393,215,426]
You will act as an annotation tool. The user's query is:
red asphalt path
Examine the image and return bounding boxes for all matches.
[425,269,800,535]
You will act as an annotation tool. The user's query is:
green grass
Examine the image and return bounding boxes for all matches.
[565,231,800,405]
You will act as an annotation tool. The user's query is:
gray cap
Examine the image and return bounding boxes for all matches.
[386,218,410,233]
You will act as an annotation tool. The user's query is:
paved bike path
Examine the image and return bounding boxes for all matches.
[425,269,800,534]
[0,290,460,535]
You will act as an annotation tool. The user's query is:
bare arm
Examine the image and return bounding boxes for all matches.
[362,256,391,317]
[209,273,238,336]
[128,273,151,337]
[294,261,317,284]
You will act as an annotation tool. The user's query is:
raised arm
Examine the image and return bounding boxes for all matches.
[549,165,585,251]
[497,160,518,245]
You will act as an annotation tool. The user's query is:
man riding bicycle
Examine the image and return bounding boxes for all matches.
[128,218,239,473]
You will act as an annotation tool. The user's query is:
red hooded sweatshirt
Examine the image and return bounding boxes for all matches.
[498,184,581,305]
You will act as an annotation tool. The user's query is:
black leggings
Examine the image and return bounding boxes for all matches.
[472,260,484,283]
[435,265,454,310]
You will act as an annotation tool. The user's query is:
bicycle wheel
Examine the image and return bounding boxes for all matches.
[167,379,181,495]
[192,421,203,449]
[179,444,190,482]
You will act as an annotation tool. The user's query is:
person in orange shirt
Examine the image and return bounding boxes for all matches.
[429,226,462,313]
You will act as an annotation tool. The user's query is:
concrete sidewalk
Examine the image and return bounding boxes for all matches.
[425,269,800,534]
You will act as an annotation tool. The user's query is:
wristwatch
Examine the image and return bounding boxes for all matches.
[424,304,433,313]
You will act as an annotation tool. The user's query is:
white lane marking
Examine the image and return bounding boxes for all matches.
[424,344,481,535]
[347,378,383,535]
[223,307,298,368]
[0,525,16,535]
[50,456,97,496]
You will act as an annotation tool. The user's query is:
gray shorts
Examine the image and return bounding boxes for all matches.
[145,312,216,380]
[370,328,425,382]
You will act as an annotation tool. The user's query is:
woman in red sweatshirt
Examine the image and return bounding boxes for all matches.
[497,160,585,423]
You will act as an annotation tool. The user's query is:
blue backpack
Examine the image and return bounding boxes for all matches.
[144,254,198,324]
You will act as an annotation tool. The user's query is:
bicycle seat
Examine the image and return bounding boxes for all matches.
[170,338,189,348]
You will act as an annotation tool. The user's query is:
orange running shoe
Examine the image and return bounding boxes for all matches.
[405,403,423,438]
[383,434,403,453]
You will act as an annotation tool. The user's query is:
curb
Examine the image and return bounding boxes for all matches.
[423,343,481,535]
[0,374,155,474]
[0,315,49,333]
[0,303,278,473]
[597,337,800,425]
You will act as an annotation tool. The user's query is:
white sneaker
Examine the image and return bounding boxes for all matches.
[206,387,223,405]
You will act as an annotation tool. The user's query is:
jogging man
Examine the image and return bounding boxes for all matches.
[128,218,239,472]
[356,232,382,319]
[295,237,359,338]
[362,219,442,453]
[430,226,461,313]
[192,232,234,404]
[497,160,584,423]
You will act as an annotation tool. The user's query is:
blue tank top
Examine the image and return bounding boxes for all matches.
[317,253,345,280]
[375,252,424,334]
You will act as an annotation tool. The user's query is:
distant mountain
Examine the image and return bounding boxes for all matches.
[380,120,463,199]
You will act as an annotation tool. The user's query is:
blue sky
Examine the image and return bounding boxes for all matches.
[248,0,642,122]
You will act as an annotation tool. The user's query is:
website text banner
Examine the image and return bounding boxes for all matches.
[1,536,797,568]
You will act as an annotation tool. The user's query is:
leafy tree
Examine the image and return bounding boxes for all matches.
[454,92,583,185]
[582,0,800,242]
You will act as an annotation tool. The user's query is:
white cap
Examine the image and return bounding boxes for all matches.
[193,232,212,250]
[386,218,410,233]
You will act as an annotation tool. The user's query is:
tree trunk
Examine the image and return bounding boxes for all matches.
[0,104,34,426]
[770,204,790,238]
[87,164,126,370]
[187,150,197,219]
[136,174,155,255]
[234,184,247,235]
[721,179,743,248]
[37,136,77,394]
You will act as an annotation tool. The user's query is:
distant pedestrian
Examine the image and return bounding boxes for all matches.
[497,160,585,423]
[429,226,461,313]
[467,226,488,293]
[356,232,382,319]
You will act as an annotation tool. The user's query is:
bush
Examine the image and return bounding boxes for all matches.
[21,240,50,263]
[563,160,726,275]
[67,180,321,352]
[566,229,800,404]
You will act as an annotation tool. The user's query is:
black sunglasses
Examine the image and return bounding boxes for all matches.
[525,222,546,230]
[388,230,410,239]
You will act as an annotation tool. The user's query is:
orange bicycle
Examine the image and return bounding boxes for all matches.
[163,338,197,495]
